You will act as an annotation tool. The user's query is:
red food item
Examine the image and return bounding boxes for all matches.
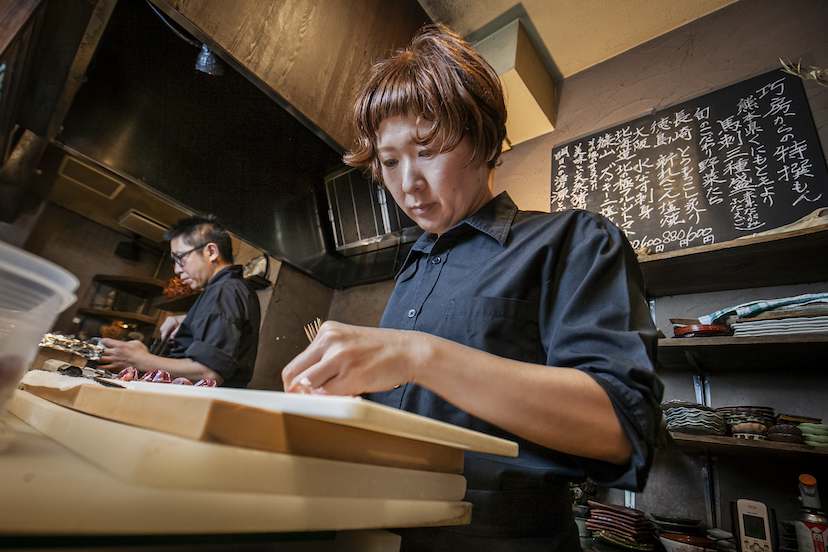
[162,276,195,298]
[194,378,217,387]
[115,367,139,381]
[171,377,193,385]
[139,369,172,383]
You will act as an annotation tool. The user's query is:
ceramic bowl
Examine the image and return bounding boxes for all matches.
[768,424,801,436]
[660,535,716,552]
[731,422,767,434]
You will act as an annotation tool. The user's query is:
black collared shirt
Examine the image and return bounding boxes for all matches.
[368,192,663,494]
[171,265,260,388]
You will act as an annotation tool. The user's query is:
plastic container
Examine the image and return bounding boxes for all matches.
[0,241,78,419]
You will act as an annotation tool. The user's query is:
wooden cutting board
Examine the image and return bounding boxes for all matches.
[1,400,472,535]
[9,390,467,501]
[19,372,517,473]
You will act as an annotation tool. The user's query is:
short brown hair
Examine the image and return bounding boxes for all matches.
[343,24,507,182]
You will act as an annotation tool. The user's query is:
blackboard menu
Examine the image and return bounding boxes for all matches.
[551,70,828,253]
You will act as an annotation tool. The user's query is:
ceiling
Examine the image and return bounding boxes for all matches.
[417,0,738,80]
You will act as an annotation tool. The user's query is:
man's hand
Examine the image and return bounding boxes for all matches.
[99,338,150,371]
[159,315,186,341]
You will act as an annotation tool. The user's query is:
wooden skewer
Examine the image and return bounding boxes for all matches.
[304,317,323,344]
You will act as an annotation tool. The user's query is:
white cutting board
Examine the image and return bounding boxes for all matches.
[122,380,518,456]
[9,390,466,502]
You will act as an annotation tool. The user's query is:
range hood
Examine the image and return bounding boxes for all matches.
[51,0,423,288]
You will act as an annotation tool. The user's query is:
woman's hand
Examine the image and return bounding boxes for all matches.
[283,321,632,464]
[281,321,423,395]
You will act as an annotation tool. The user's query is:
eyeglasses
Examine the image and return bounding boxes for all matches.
[170,243,208,267]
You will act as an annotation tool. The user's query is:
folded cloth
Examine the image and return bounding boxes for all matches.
[698,292,828,325]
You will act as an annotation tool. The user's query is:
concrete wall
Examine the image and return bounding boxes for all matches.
[249,268,395,391]
[495,0,828,214]
[22,203,167,333]
[491,0,828,527]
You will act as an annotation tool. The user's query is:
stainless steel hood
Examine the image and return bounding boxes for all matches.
[52,0,415,288]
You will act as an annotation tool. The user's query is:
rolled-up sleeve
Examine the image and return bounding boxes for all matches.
[171,267,259,387]
[542,212,663,490]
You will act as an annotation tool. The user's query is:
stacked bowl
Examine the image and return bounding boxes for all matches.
[662,400,726,436]
[766,424,803,444]
[716,406,775,440]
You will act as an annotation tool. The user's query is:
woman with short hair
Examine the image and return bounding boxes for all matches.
[283,24,663,552]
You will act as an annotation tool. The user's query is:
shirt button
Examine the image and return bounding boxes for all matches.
[431,256,441,264]
[407,308,416,318]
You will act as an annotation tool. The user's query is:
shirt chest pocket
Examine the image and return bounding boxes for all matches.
[443,296,542,364]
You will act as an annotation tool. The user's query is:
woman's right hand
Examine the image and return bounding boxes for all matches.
[159,314,186,341]
[281,321,425,396]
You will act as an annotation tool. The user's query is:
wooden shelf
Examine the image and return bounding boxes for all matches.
[76,307,158,327]
[154,293,200,312]
[657,334,828,370]
[671,432,828,459]
[91,275,166,298]
[638,226,828,297]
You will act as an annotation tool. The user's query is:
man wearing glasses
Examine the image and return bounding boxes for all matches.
[100,215,261,387]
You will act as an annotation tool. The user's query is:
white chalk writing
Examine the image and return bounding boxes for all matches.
[550,71,827,252]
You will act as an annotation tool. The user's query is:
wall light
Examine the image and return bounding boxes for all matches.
[195,44,224,76]
[146,1,224,76]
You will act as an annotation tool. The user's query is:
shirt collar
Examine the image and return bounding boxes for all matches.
[461,191,518,246]
[206,264,243,287]
[399,192,518,275]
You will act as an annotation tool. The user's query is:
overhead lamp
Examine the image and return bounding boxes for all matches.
[146,0,224,76]
[195,44,224,76]
[473,20,556,147]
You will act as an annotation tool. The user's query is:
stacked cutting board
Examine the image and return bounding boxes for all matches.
[2,370,518,537]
